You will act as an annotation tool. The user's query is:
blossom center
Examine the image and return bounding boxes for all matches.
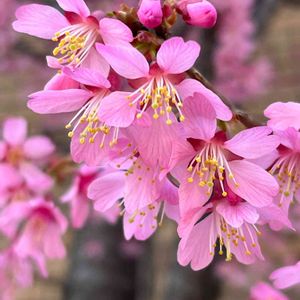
[186,143,238,197]
[209,214,261,261]
[66,91,119,148]
[6,147,23,166]
[127,76,184,125]
[52,23,98,67]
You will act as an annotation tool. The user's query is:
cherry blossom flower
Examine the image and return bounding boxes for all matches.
[13,0,133,70]
[270,261,300,289]
[177,185,264,270]
[0,117,55,195]
[28,68,131,165]
[96,36,231,127]
[169,95,279,216]
[88,159,179,240]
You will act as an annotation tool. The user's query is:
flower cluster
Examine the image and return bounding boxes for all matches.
[10,0,300,293]
[0,117,66,297]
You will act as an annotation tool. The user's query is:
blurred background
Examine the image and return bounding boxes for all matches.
[0,0,300,299]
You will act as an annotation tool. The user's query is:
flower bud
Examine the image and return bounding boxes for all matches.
[137,0,163,29]
[177,0,217,28]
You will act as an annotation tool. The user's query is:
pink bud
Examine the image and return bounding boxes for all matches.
[177,0,217,28]
[137,0,163,29]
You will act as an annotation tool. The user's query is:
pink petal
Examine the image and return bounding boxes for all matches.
[0,202,29,237]
[176,79,232,121]
[160,179,179,205]
[98,92,136,127]
[13,4,69,39]
[44,73,79,90]
[23,136,55,160]
[0,164,23,191]
[177,205,210,239]
[28,89,92,113]
[230,224,264,265]
[166,140,197,178]
[87,172,125,212]
[276,127,300,152]
[56,0,90,17]
[178,214,216,270]
[81,47,110,77]
[99,18,133,45]
[157,37,200,74]
[164,201,180,223]
[3,117,27,146]
[61,180,79,203]
[179,175,210,217]
[63,67,111,88]
[227,160,279,208]
[270,263,300,289]
[123,204,159,240]
[250,282,288,300]
[43,225,66,258]
[124,159,161,213]
[19,163,54,193]
[247,150,279,170]
[216,201,259,228]
[70,196,89,228]
[127,112,185,169]
[265,101,300,131]
[46,56,64,69]
[181,92,216,140]
[96,43,149,79]
[224,126,280,159]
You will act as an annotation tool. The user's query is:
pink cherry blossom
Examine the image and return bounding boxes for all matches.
[13,0,133,69]
[0,117,55,195]
[265,101,300,131]
[137,0,163,29]
[270,261,300,289]
[177,187,264,270]
[169,96,279,215]
[96,37,202,126]
[249,282,289,300]
[177,0,217,28]
[28,68,132,165]
[96,37,232,126]
[88,158,179,240]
